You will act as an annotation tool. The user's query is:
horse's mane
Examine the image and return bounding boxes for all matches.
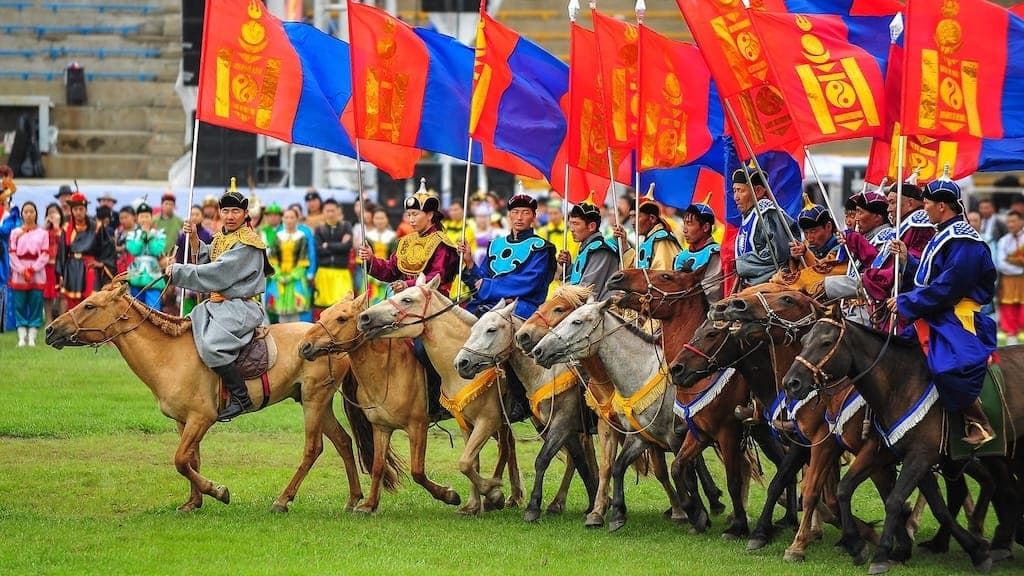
[124,295,193,337]
[552,284,593,308]
[842,318,920,350]
[607,309,661,345]
[428,288,477,325]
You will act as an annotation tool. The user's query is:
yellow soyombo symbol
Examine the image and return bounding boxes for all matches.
[215,0,281,130]
[916,0,981,137]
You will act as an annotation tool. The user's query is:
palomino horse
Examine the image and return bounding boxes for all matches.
[675,290,888,561]
[455,299,599,523]
[532,299,687,533]
[516,284,684,529]
[45,275,385,513]
[784,312,1024,574]
[608,267,793,538]
[299,292,462,513]
[357,276,523,514]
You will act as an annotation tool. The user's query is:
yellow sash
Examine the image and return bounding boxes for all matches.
[954,299,981,335]
[439,368,497,431]
[611,370,670,449]
[528,371,578,419]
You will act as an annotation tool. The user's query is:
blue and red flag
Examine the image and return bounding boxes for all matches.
[197,0,357,158]
[901,0,1024,140]
[471,10,570,180]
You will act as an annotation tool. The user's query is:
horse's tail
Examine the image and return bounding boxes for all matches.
[341,370,405,492]
[632,448,652,477]
[744,444,765,488]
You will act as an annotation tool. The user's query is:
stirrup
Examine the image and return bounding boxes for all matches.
[961,422,995,447]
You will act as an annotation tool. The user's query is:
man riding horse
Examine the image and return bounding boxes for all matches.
[612,191,681,270]
[166,190,274,422]
[557,196,619,300]
[674,202,723,303]
[887,178,997,447]
[732,168,797,289]
[458,192,557,421]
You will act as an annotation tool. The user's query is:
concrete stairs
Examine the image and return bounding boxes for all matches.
[0,0,186,180]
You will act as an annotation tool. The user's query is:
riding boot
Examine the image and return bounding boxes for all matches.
[961,398,996,447]
[213,364,253,422]
[412,337,449,421]
[504,367,531,423]
[734,400,763,426]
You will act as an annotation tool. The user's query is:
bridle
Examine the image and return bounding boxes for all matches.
[458,307,519,367]
[370,285,458,334]
[682,320,764,375]
[629,267,706,318]
[64,293,152,347]
[754,291,819,345]
[791,316,892,395]
[312,315,367,355]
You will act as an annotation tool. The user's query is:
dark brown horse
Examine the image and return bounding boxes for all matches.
[607,267,784,538]
[784,311,1024,573]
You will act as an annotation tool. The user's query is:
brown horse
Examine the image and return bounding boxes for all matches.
[357,276,524,514]
[299,291,462,513]
[516,284,686,530]
[44,276,382,513]
[783,310,1024,573]
[607,267,769,538]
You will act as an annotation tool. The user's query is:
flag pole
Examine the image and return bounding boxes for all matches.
[354,138,368,295]
[633,0,645,256]
[180,116,200,317]
[563,0,579,283]
[890,134,907,334]
[591,0,623,268]
[805,146,863,285]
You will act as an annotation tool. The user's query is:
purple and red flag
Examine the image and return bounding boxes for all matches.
[471,10,569,180]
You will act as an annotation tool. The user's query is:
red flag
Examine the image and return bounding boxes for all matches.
[197,0,303,142]
[636,27,717,170]
[748,11,886,145]
[901,0,1009,140]
[592,11,640,151]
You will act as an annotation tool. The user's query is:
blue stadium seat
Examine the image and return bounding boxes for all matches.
[41,3,159,14]
[86,71,158,82]
[0,70,60,81]
[0,1,32,11]
[0,49,36,58]
[44,47,161,60]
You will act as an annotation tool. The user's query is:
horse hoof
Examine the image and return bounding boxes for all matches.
[990,548,1013,563]
[176,502,200,512]
[212,485,230,505]
[524,508,541,523]
[505,496,522,509]
[722,526,749,541]
[608,518,626,533]
[918,539,949,554]
[974,556,993,574]
[710,502,727,516]
[457,504,481,516]
[721,532,740,541]
[584,512,604,528]
[867,561,891,575]
[546,501,565,515]
[783,549,806,563]
[353,504,376,515]
[852,546,871,566]
[746,537,769,552]
[270,502,289,514]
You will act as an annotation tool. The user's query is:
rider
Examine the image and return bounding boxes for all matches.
[888,178,997,447]
[673,202,723,303]
[356,187,459,420]
[459,193,556,422]
[781,204,848,299]
[732,168,797,289]
[823,190,892,302]
[558,194,619,300]
[613,191,681,270]
[166,189,274,422]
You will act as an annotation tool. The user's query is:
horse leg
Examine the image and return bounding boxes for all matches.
[748,443,808,551]
[836,440,891,565]
[271,397,328,514]
[719,429,752,541]
[979,457,1016,561]
[915,468,992,573]
[499,423,524,508]
[672,433,710,533]
[784,442,839,562]
[319,401,364,511]
[695,451,726,516]
[176,421,204,511]
[906,491,929,541]
[751,424,799,530]
[918,473,961,554]
[607,436,652,533]
[586,420,617,528]
[352,427,393,514]
[458,424,503,515]
[546,451,574,515]
[565,432,599,514]
[173,417,226,511]
[653,448,687,525]
[524,426,572,523]
[407,420,461,507]
[967,461,996,538]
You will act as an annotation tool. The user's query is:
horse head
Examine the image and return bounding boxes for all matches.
[531,298,613,369]
[299,291,367,360]
[45,277,131,349]
[606,266,707,320]
[357,275,445,339]
[515,283,593,355]
[669,315,746,388]
[783,308,851,401]
[708,282,790,320]
[455,299,519,379]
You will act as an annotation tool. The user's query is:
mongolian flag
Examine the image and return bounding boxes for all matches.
[471,10,569,180]
[591,11,639,151]
[722,137,804,227]
[768,0,904,17]
[674,0,802,160]
[197,0,358,159]
[901,0,1024,140]
[747,11,889,146]
[567,23,627,183]
[636,26,724,171]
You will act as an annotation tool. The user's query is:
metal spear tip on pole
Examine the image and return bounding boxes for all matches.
[635,0,646,23]
[568,0,580,22]
[588,0,597,11]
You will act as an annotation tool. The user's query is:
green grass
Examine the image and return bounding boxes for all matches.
[0,333,1006,575]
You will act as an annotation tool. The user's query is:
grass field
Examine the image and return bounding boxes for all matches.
[0,332,1007,575]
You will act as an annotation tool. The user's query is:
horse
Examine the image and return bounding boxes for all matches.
[44,275,377,513]
[356,276,524,514]
[298,291,462,513]
[783,311,1024,573]
[516,284,685,529]
[531,298,691,533]
[455,299,599,522]
[677,290,893,561]
[608,267,770,538]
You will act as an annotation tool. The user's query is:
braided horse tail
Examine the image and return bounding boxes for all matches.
[342,370,405,491]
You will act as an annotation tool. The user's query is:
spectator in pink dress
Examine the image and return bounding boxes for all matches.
[8,202,49,346]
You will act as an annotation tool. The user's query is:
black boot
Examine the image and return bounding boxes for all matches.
[961,398,995,447]
[214,364,253,422]
[504,367,531,423]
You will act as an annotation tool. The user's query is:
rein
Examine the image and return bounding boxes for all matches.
[793,317,893,395]
[374,285,459,333]
[66,291,160,347]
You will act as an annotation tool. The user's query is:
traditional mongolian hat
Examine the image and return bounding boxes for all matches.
[637,186,661,217]
[219,178,248,210]
[923,169,963,212]
[852,190,888,217]
[264,203,283,216]
[67,191,88,207]
[136,201,153,214]
[405,179,440,212]
[507,193,538,211]
[569,191,602,225]
[731,165,767,188]
[798,205,832,230]
[55,184,73,200]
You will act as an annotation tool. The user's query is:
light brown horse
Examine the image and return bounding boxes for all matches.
[515,284,683,528]
[299,291,463,513]
[357,276,524,514]
[45,275,387,513]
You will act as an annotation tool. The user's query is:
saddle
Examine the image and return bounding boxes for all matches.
[945,362,1009,461]
[235,326,278,379]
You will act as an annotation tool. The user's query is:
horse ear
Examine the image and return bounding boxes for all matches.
[689,263,708,282]
[415,274,427,286]
[426,275,441,290]
[598,298,615,311]
[505,298,519,313]
[115,281,129,297]
[495,298,507,309]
